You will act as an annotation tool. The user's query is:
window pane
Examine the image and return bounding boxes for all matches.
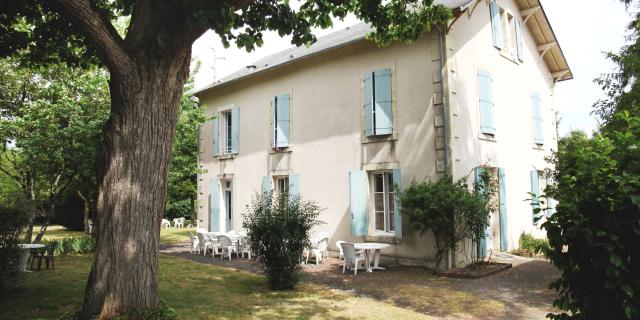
[375,174,384,192]
[387,173,394,192]
[375,211,385,230]
[387,192,394,231]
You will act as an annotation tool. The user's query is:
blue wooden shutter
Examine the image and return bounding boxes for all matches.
[490,1,503,49]
[546,176,555,217]
[532,93,544,145]
[289,174,300,198]
[374,68,393,135]
[349,170,367,236]
[478,70,496,135]
[515,19,524,62]
[392,169,402,240]
[231,107,239,153]
[275,94,290,147]
[363,72,374,137]
[212,114,220,156]
[498,168,508,251]
[210,179,220,232]
[475,167,488,259]
[530,170,541,224]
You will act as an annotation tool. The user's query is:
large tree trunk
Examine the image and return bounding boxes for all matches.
[80,50,191,319]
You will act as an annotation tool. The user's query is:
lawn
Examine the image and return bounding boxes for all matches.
[0,255,432,320]
[29,225,193,245]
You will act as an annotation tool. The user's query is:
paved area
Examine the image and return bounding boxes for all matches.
[161,242,559,319]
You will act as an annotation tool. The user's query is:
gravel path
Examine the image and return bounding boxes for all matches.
[161,242,559,320]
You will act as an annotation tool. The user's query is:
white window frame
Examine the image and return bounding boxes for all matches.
[274,176,289,198]
[498,6,519,63]
[370,171,395,234]
[222,179,233,232]
[220,110,233,155]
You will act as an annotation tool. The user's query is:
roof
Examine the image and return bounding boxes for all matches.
[194,0,570,94]
[514,0,573,81]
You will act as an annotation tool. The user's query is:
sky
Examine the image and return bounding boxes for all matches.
[191,0,632,137]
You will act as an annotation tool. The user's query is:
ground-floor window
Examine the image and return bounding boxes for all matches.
[274,176,289,197]
[372,172,394,233]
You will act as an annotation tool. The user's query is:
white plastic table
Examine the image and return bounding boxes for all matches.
[353,242,390,272]
[17,243,46,271]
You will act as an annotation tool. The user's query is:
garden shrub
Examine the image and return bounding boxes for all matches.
[44,235,95,255]
[243,192,322,290]
[542,113,640,319]
[0,206,29,293]
[517,233,549,256]
[399,175,490,272]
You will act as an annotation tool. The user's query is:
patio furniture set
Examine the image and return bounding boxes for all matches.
[308,232,389,275]
[162,217,186,229]
[191,228,252,260]
[16,242,57,272]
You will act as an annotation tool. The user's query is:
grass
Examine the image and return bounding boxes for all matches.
[28,225,192,245]
[0,255,433,320]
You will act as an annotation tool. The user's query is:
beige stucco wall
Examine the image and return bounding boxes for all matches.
[446,0,558,256]
[197,35,442,261]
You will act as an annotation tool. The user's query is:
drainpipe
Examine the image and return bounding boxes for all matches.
[433,24,452,270]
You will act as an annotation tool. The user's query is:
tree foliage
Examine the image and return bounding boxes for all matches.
[0,58,110,241]
[399,174,490,272]
[243,192,323,290]
[543,114,640,320]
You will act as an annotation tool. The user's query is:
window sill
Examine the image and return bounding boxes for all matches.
[268,147,293,154]
[215,154,236,160]
[533,144,544,150]
[361,134,396,144]
[478,133,497,142]
[365,234,400,245]
[499,50,520,65]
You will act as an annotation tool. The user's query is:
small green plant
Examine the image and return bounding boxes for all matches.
[399,175,490,272]
[44,235,95,255]
[517,233,549,256]
[243,191,323,290]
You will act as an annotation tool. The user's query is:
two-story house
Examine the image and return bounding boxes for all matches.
[194,0,572,267]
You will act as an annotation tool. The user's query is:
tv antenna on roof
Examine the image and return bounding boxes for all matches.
[209,46,226,82]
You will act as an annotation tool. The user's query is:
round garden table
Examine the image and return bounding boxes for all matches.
[353,242,390,272]
[17,243,46,272]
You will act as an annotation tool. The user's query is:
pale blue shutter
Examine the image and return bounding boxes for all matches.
[546,176,555,217]
[275,94,290,147]
[363,73,374,137]
[289,174,300,198]
[515,19,524,62]
[392,169,402,240]
[475,167,488,259]
[478,70,496,135]
[262,176,271,208]
[349,170,367,236]
[498,168,508,251]
[490,1,503,49]
[532,93,544,145]
[210,179,220,232]
[530,170,541,224]
[374,68,393,135]
[231,107,239,153]
[212,114,220,156]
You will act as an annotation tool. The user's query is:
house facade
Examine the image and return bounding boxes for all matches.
[194,0,572,267]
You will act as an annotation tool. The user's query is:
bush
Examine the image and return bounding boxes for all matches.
[0,206,29,293]
[44,235,95,255]
[517,233,549,256]
[243,192,322,290]
[542,113,640,319]
[399,175,490,272]
[164,199,193,220]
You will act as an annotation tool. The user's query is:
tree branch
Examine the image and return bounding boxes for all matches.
[52,0,133,77]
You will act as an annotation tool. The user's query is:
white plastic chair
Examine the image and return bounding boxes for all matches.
[204,233,220,258]
[236,236,252,259]
[336,240,346,265]
[217,235,237,260]
[173,217,185,228]
[340,242,364,275]
[189,232,200,254]
[161,219,171,229]
[196,232,214,256]
[306,237,328,265]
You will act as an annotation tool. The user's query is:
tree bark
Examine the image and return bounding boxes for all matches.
[79,50,192,319]
[78,191,91,233]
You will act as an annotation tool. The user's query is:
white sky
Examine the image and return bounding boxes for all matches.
[191,0,632,137]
